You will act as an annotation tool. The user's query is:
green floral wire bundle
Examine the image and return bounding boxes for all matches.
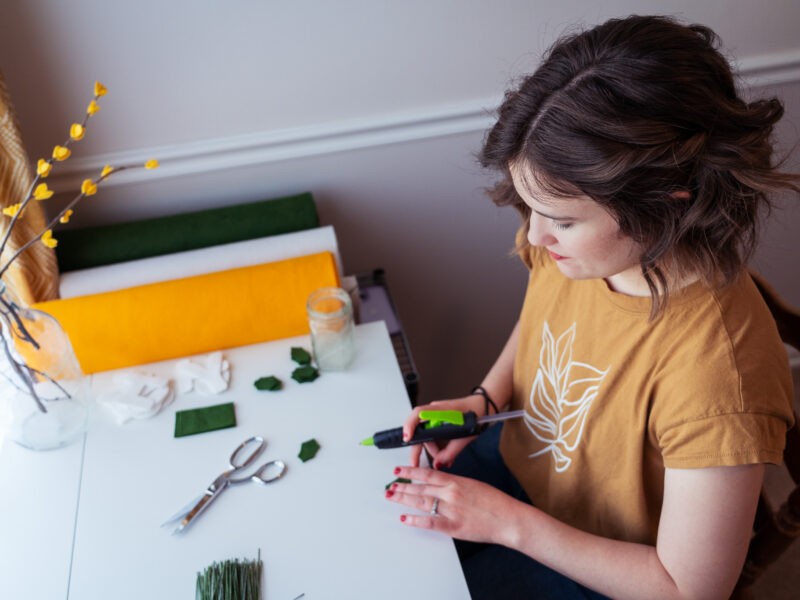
[196,549,263,600]
[0,81,159,413]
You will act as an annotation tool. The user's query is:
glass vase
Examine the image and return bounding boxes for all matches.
[0,282,90,451]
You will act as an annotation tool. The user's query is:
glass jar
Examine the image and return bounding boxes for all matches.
[306,287,356,371]
[0,282,90,451]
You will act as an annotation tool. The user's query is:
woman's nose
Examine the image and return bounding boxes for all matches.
[527,214,557,247]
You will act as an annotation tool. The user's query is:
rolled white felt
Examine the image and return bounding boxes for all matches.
[58,225,343,298]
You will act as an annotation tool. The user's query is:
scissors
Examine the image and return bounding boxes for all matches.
[162,436,287,534]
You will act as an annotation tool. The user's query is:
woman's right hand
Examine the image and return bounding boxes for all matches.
[403,395,486,469]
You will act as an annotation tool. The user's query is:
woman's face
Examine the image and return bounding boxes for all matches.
[510,162,648,296]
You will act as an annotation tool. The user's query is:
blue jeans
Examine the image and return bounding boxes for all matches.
[442,423,610,600]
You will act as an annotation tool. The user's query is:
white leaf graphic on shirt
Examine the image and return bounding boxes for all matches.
[524,322,609,472]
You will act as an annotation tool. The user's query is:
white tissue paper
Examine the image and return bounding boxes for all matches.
[175,351,231,395]
[97,373,173,425]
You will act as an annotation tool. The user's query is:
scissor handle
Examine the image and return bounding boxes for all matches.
[251,460,287,484]
[228,459,287,485]
[229,436,266,470]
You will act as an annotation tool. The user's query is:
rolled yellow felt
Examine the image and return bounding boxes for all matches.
[33,252,339,374]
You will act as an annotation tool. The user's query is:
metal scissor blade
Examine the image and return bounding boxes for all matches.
[171,493,214,534]
[160,494,205,528]
[170,479,229,534]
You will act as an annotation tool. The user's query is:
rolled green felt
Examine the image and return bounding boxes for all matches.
[174,402,236,438]
[56,192,318,272]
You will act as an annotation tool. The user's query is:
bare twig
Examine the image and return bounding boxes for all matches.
[0,295,39,349]
[0,330,45,413]
[22,363,72,399]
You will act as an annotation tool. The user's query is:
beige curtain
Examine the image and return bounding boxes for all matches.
[0,69,59,304]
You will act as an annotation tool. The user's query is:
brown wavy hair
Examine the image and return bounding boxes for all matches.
[480,15,799,318]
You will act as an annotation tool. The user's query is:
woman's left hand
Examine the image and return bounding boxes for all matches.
[385,466,524,548]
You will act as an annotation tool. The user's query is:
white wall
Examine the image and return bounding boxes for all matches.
[1,0,798,403]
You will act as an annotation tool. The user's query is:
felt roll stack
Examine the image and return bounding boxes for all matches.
[38,192,344,374]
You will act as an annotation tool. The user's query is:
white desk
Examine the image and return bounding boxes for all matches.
[0,322,469,599]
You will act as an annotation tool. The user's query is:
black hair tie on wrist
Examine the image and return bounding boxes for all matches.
[471,385,499,417]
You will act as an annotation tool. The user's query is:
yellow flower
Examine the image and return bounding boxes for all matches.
[37,159,52,177]
[101,165,114,177]
[144,159,159,170]
[33,183,54,200]
[87,100,100,115]
[59,209,74,224]
[70,123,85,140]
[52,145,71,161]
[94,81,107,97]
[41,229,58,248]
[81,179,98,196]
[2,203,21,217]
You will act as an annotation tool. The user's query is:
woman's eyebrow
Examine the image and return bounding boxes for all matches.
[533,208,575,221]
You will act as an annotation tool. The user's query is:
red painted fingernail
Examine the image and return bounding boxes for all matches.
[394,467,401,475]
[391,483,398,490]
[402,433,409,441]
[385,490,394,498]
[433,461,440,470]
[400,515,407,522]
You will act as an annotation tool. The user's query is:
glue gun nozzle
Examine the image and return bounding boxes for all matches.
[360,437,375,446]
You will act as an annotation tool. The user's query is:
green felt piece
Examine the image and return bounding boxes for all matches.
[253,376,282,391]
[385,477,412,490]
[290,347,311,365]
[291,365,319,383]
[174,402,236,438]
[55,192,318,272]
[298,438,320,462]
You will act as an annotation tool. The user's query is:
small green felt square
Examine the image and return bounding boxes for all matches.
[298,438,320,462]
[174,402,236,437]
[291,347,312,365]
[254,376,282,391]
[292,365,319,383]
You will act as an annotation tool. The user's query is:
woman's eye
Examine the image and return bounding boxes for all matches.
[554,222,573,231]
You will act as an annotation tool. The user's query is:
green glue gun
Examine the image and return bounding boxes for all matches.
[361,409,524,449]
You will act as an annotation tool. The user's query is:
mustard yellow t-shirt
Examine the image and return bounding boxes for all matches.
[499,255,794,546]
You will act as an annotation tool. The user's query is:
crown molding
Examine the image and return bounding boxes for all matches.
[45,49,800,192]
[736,48,800,87]
[45,101,496,192]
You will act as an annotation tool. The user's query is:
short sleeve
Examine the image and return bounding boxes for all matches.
[659,411,792,468]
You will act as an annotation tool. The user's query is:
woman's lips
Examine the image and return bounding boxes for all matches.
[549,250,567,261]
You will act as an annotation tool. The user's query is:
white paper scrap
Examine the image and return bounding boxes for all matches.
[97,372,174,425]
[175,351,231,395]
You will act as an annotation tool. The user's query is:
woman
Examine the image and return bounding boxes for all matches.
[385,15,797,599]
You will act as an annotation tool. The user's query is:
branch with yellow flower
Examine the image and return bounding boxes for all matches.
[0,81,158,413]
